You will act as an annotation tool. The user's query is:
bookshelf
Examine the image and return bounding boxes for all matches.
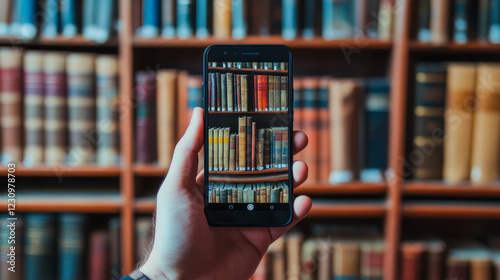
[1,0,499,279]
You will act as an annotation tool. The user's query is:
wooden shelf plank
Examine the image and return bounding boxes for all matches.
[208,67,287,74]
[308,203,387,217]
[295,182,387,195]
[208,174,288,182]
[410,41,500,52]
[0,165,121,177]
[134,164,168,177]
[402,203,500,218]
[404,181,500,196]
[0,192,122,213]
[133,36,393,49]
[0,35,118,47]
[209,168,288,175]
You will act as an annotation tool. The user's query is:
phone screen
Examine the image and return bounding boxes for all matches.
[203,45,293,226]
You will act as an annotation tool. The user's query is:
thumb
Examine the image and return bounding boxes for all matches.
[164,107,204,188]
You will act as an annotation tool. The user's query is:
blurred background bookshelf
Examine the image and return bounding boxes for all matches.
[1,0,500,279]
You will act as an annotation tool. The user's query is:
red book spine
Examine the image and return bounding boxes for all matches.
[135,71,157,163]
[89,230,109,280]
[253,74,258,111]
[262,75,269,111]
[257,75,264,111]
[318,77,331,182]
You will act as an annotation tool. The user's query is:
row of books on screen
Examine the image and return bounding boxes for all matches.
[417,0,500,44]
[0,0,117,42]
[208,70,288,112]
[210,61,289,71]
[249,225,384,280]
[294,77,390,184]
[208,181,289,203]
[0,49,120,167]
[208,125,288,172]
[411,62,500,184]
[0,214,121,280]
[400,239,500,280]
[137,0,396,40]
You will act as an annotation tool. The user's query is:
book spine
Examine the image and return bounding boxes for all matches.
[251,122,256,170]
[229,133,236,171]
[241,74,248,111]
[400,243,424,280]
[268,75,275,111]
[208,128,214,170]
[281,76,288,110]
[0,0,12,36]
[250,0,270,35]
[246,117,252,170]
[0,48,23,164]
[286,232,303,280]
[264,129,270,168]
[82,0,97,40]
[274,76,281,111]
[293,79,303,162]
[443,64,476,183]
[257,129,264,170]
[417,0,431,42]
[213,128,219,170]
[223,128,230,170]
[453,0,469,43]
[318,77,330,182]
[94,0,115,43]
[61,0,78,37]
[195,0,208,38]
[275,129,282,168]
[253,74,258,111]
[44,52,67,165]
[176,0,193,38]
[282,0,297,39]
[213,0,231,38]
[303,79,319,181]
[227,73,233,111]
[25,214,56,280]
[216,72,221,111]
[141,0,160,38]
[235,135,239,170]
[329,79,361,183]
[282,128,288,168]
[257,75,264,111]
[430,0,449,43]
[42,0,59,37]
[446,258,469,280]
[162,0,176,38]
[135,218,153,264]
[135,71,157,164]
[23,51,45,166]
[490,0,500,43]
[13,0,37,39]
[210,73,216,111]
[378,0,394,40]
[221,74,227,111]
[470,63,500,183]
[477,0,490,42]
[238,117,246,170]
[232,0,247,39]
[218,127,224,171]
[323,0,353,39]
[412,63,447,180]
[96,55,120,166]
[270,129,275,168]
[157,70,177,168]
[109,217,121,278]
[59,214,86,280]
[0,213,23,280]
[302,0,316,38]
[236,74,241,111]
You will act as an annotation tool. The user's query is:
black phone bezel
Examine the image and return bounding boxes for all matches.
[203,44,294,227]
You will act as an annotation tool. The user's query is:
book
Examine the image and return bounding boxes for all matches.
[0,214,23,280]
[333,242,361,279]
[140,0,161,38]
[302,0,318,38]
[361,240,384,280]
[268,237,286,280]
[446,257,469,280]
[412,63,447,180]
[0,0,12,36]
[9,0,37,39]
[61,0,78,37]
[238,116,247,170]
[490,0,500,43]
[302,78,319,182]
[329,79,361,183]
[443,63,476,183]
[136,217,153,263]
[470,63,500,183]
[232,0,247,39]
[89,230,109,280]
[42,0,59,37]
[426,240,445,280]
[417,0,431,42]
[0,48,23,165]
[246,117,253,170]
[214,128,219,170]
[135,71,157,164]
[213,0,231,38]
[176,0,193,38]
[44,52,67,165]
[249,0,270,35]
[293,79,303,162]
[23,51,45,166]
[478,0,491,42]
[94,0,116,43]
[195,0,208,38]
[59,214,86,280]
[322,0,353,39]
[378,0,394,40]
[362,78,390,182]
[400,242,425,280]
[453,0,470,43]
[157,70,177,168]
[109,217,121,279]
[282,0,297,39]
[301,238,318,280]
[209,128,214,171]
[286,232,303,280]
[82,0,98,40]
[430,0,449,43]
[24,214,56,280]
[218,127,224,170]
[96,55,120,166]
[67,53,96,166]
[162,0,176,38]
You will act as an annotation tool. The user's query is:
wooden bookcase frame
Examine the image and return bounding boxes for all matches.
[1,0,500,279]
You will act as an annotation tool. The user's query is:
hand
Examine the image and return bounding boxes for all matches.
[140,107,312,280]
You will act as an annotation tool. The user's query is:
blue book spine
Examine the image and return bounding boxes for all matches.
[232,0,246,39]
[302,0,316,38]
[177,0,193,38]
[282,0,297,39]
[59,214,86,280]
[141,0,160,38]
[42,0,59,37]
[490,0,500,43]
[61,0,78,37]
[196,0,208,38]
[323,0,353,39]
[16,0,37,39]
[94,0,115,43]
[24,214,56,280]
[453,0,469,43]
[83,0,97,40]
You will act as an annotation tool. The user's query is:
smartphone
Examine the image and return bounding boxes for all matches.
[203,44,293,227]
